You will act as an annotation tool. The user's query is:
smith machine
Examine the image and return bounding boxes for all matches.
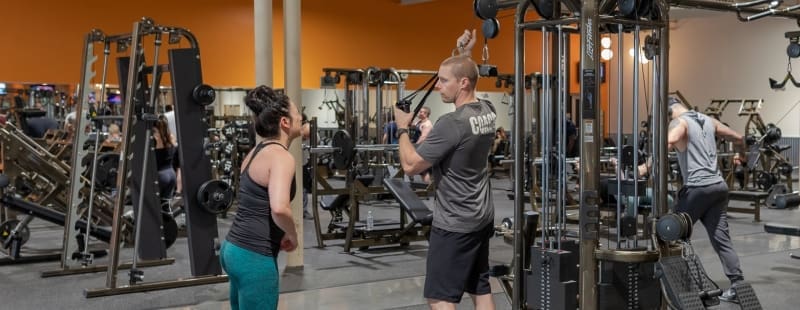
[473,0,800,308]
[0,17,230,297]
[81,17,230,297]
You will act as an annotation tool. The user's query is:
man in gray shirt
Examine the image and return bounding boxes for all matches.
[667,97,747,303]
[395,29,496,310]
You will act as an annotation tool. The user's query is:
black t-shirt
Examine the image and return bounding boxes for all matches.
[25,116,59,138]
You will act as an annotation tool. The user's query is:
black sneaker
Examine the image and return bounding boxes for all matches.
[719,286,739,303]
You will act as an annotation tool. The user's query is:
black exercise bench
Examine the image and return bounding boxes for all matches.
[728,190,768,222]
[764,223,800,260]
[1,194,113,243]
[382,178,433,235]
[319,194,350,212]
[765,222,800,236]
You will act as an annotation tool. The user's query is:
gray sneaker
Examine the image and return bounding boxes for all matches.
[719,286,738,303]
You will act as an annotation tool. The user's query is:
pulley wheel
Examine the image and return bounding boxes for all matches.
[473,0,498,20]
[530,0,555,20]
[482,18,500,39]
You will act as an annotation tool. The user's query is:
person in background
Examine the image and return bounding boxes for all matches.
[382,112,398,144]
[107,123,122,142]
[301,113,313,220]
[152,116,179,200]
[21,102,58,138]
[164,104,177,141]
[161,105,182,195]
[414,107,434,183]
[665,96,747,303]
[220,85,302,310]
[414,106,433,144]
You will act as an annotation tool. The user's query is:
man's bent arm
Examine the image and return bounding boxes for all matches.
[398,131,432,176]
[713,119,746,156]
[667,118,686,151]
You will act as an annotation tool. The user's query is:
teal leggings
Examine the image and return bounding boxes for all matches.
[220,241,280,310]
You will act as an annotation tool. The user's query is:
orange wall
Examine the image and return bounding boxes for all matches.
[0,0,253,86]
[0,0,608,132]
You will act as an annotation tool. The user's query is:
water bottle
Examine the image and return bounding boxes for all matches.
[366,209,374,231]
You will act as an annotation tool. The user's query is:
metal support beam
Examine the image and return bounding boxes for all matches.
[579,1,601,309]
[671,0,800,20]
[512,1,531,308]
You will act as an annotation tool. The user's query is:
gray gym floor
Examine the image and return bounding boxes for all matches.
[1,176,799,310]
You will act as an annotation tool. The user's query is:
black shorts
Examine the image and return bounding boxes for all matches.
[424,223,494,303]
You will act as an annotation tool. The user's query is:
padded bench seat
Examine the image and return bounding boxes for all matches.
[728,190,768,222]
[764,222,800,236]
[319,194,349,211]
[383,178,433,227]
[330,219,402,231]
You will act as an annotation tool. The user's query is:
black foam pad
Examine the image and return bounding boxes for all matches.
[382,178,433,226]
[2,195,112,242]
[764,222,800,236]
[319,194,350,211]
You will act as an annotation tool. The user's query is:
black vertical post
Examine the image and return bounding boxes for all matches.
[169,48,222,276]
[117,56,167,260]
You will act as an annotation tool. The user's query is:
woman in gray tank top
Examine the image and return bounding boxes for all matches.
[219,86,303,310]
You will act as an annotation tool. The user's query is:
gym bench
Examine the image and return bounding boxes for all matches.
[728,190,768,222]
[382,178,433,236]
[0,191,113,261]
[764,222,800,260]
[313,179,432,251]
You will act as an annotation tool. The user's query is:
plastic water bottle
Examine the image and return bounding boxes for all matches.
[366,209,374,231]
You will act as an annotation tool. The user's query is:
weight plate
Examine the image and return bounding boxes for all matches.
[331,130,354,170]
[192,84,216,106]
[501,217,514,230]
[656,213,686,242]
[197,179,234,214]
[756,171,777,190]
[94,153,119,190]
[220,158,234,175]
[162,213,178,249]
[764,123,782,145]
[222,142,234,156]
[778,162,794,176]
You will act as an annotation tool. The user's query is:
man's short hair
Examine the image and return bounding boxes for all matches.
[441,55,478,91]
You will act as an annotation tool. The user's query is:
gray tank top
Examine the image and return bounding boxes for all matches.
[225,141,295,257]
[676,111,724,187]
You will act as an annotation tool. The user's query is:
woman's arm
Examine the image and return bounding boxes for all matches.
[267,152,298,251]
